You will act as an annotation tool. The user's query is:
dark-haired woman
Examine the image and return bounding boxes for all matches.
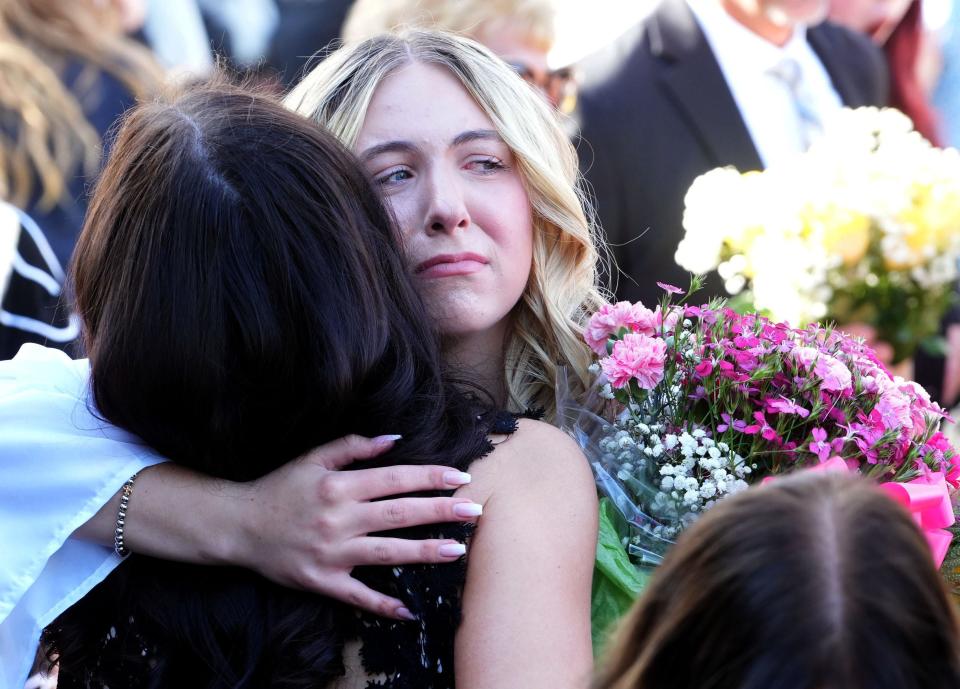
[13,81,595,689]
[594,472,960,689]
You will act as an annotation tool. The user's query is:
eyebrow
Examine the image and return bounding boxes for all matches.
[451,129,502,146]
[360,141,418,162]
[360,129,504,161]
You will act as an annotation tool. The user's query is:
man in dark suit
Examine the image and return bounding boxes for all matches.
[576,0,889,306]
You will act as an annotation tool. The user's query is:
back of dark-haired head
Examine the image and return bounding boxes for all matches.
[594,472,960,689]
[45,79,490,688]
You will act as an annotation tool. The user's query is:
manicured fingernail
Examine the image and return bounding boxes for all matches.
[453,502,483,518]
[396,606,417,621]
[443,471,472,486]
[438,543,467,557]
[373,434,403,446]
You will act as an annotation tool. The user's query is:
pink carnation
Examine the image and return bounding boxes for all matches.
[792,347,852,392]
[876,389,913,432]
[600,333,667,389]
[655,305,682,334]
[585,301,657,355]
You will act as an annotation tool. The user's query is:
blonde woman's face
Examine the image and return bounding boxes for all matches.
[355,62,534,340]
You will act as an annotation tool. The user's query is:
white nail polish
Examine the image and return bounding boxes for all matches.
[444,471,472,486]
[453,502,483,518]
[373,434,403,446]
[438,543,467,557]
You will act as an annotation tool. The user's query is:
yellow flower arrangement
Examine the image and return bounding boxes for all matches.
[676,107,960,363]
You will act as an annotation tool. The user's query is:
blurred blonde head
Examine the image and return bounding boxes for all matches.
[285,30,605,419]
[341,0,556,51]
[0,0,161,207]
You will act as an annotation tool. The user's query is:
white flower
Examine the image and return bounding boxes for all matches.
[664,434,679,450]
[661,476,675,491]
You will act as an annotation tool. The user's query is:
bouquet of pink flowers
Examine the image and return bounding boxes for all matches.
[563,279,960,645]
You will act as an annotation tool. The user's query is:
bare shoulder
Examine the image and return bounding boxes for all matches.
[457,418,595,507]
[495,418,588,471]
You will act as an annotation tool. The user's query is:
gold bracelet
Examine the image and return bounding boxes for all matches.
[113,471,140,557]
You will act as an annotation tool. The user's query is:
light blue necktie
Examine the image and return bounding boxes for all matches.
[769,58,824,150]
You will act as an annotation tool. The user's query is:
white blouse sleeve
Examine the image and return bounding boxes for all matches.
[0,345,166,689]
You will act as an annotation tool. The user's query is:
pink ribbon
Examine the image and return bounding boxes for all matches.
[880,473,955,569]
[765,457,955,568]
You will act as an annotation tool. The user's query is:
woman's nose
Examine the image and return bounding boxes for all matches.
[423,172,470,235]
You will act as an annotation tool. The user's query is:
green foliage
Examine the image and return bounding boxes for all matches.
[591,498,650,656]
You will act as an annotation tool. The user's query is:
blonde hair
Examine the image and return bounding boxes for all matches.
[0,0,163,207]
[285,30,606,420]
[342,0,556,51]
[0,40,100,207]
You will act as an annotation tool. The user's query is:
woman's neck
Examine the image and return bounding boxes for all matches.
[443,323,509,407]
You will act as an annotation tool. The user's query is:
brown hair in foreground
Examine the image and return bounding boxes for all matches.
[595,472,960,689]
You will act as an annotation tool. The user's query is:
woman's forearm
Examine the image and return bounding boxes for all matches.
[68,435,486,619]
[70,463,244,565]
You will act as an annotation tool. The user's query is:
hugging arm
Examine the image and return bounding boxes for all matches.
[0,348,481,622]
[73,435,481,618]
[455,419,598,689]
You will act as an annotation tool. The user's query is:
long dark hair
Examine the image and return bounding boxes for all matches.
[594,472,960,689]
[45,79,489,687]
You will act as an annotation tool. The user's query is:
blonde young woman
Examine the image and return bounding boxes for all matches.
[285,29,601,418]
[0,30,604,687]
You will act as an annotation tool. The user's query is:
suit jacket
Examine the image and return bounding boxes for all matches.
[576,0,889,307]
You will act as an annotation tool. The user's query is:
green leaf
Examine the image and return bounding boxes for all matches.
[591,499,651,655]
[940,522,960,600]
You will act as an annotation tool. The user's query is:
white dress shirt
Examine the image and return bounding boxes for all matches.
[686,0,844,167]
[0,346,164,689]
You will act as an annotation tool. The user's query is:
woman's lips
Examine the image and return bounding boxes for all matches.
[415,253,489,278]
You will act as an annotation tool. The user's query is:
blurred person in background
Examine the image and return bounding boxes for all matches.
[0,201,76,362]
[0,0,162,358]
[341,0,577,112]
[0,0,162,265]
[576,0,888,307]
[593,472,960,689]
[266,0,355,88]
[829,0,943,143]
